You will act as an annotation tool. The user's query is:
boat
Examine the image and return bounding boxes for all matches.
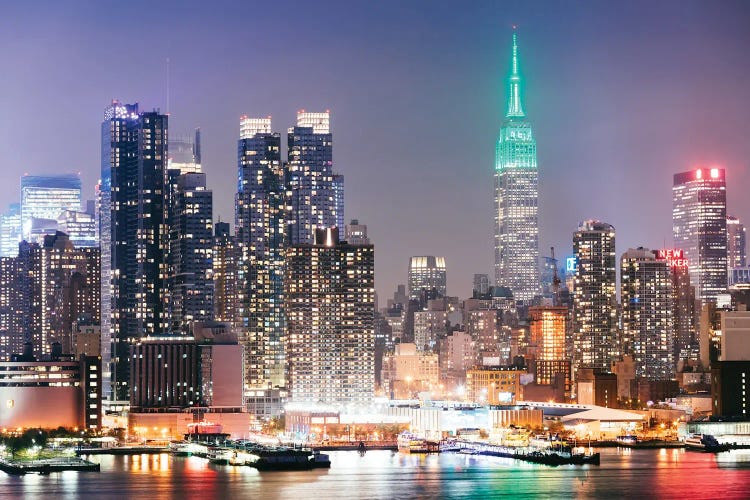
[684,434,731,453]
[616,435,638,446]
[207,447,233,465]
[397,432,439,453]
[310,451,331,469]
[251,449,317,471]
[168,441,193,456]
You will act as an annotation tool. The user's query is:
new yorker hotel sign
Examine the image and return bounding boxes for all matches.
[654,249,688,268]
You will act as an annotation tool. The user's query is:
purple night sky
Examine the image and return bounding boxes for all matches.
[1,0,749,300]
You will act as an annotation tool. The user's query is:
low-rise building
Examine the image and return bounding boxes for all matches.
[466,366,524,404]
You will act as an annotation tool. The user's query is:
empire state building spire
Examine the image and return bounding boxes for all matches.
[494,28,539,305]
[506,30,526,119]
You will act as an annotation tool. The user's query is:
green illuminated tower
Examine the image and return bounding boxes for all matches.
[494,31,540,304]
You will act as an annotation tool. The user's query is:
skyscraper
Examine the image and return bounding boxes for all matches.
[100,101,169,401]
[620,247,674,380]
[494,31,540,304]
[572,220,617,374]
[235,116,285,390]
[654,248,696,364]
[286,110,340,244]
[408,256,447,301]
[727,215,746,270]
[20,174,82,243]
[673,168,727,303]
[170,173,213,332]
[213,222,239,328]
[0,204,21,258]
[285,228,375,404]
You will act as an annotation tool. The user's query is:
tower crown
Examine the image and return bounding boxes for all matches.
[505,30,526,119]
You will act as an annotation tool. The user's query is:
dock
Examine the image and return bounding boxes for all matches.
[0,457,100,475]
[450,440,600,466]
[76,446,168,456]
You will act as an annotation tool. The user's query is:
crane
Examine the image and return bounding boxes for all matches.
[551,246,561,307]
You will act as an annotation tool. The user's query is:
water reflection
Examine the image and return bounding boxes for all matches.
[2,449,750,499]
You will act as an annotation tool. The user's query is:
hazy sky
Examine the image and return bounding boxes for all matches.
[1,1,749,300]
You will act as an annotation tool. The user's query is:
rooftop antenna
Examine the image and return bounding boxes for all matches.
[166,57,170,115]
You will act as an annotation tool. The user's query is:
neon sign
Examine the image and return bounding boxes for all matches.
[655,249,688,268]
[566,256,578,273]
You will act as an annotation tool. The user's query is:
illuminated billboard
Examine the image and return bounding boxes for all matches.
[654,249,688,268]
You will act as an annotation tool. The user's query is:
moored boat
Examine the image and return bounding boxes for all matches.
[684,434,731,453]
[207,447,233,465]
[397,432,439,453]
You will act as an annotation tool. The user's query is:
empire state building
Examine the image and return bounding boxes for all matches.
[494,31,540,304]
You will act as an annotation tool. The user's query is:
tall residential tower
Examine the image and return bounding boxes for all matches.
[673,168,727,303]
[494,31,540,304]
[100,101,169,401]
[235,116,285,390]
[572,220,617,374]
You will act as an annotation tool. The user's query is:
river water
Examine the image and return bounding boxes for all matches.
[2,448,749,499]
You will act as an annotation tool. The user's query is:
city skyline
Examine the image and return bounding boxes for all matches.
[0,1,749,301]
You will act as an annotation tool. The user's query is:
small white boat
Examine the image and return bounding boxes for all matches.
[207,447,233,465]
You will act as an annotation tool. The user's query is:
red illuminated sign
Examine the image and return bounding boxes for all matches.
[655,249,688,268]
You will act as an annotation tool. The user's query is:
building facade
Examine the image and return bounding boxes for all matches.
[100,101,169,401]
[0,204,21,258]
[170,173,213,332]
[20,174,82,243]
[213,222,239,327]
[408,256,447,301]
[620,248,674,380]
[528,306,570,390]
[25,232,100,358]
[573,220,617,374]
[494,32,540,304]
[673,168,727,303]
[727,215,746,271]
[235,116,285,391]
[285,228,374,405]
[285,111,340,245]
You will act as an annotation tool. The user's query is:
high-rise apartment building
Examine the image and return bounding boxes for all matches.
[24,232,100,357]
[727,215,746,271]
[286,111,341,244]
[170,173,213,332]
[0,204,21,258]
[285,228,374,404]
[653,249,696,364]
[620,248,674,380]
[494,31,540,304]
[0,257,24,360]
[235,116,285,390]
[100,101,169,401]
[573,220,617,374]
[673,168,727,303]
[408,256,447,301]
[20,174,81,243]
[213,222,239,327]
